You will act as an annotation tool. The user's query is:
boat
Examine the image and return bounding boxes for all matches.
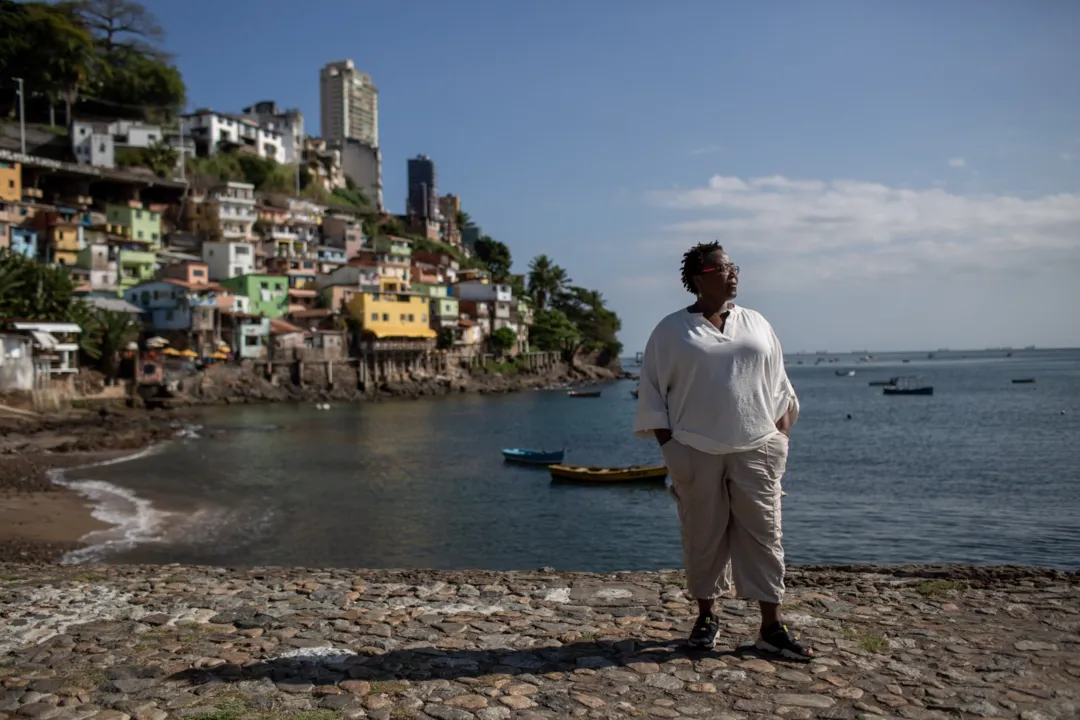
[835,370,855,377]
[868,376,900,387]
[883,376,934,396]
[630,387,639,398]
[549,464,668,484]
[567,390,602,398]
[502,448,565,465]
[1011,378,1036,384]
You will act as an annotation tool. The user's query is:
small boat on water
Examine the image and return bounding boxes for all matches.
[883,376,934,396]
[630,387,639,398]
[567,390,602,398]
[868,376,900,387]
[502,448,565,466]
[835,370,855,377]
[549,464,667,484]
[1011,378,1036,384]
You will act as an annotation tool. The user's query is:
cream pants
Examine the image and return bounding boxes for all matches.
[662,434,788,604]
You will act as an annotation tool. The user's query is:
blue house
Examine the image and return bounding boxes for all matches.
[10,228,38,259]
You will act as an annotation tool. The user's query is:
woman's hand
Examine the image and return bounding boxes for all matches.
[776,410,792,436]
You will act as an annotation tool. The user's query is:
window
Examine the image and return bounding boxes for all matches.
[140,292,149,305]
[370,313,378,322]
[422,314,428,322]
[136,210,143,219]
[152,233,159,241]
[408,314,414,322]
[98,143,105,152]
[400,314,406,322]
[165,310,174,321]
[382,313,389,322]
[192,269,205,277]
[147,134,157,142]
[137,231,144,239]
[259,281,268,290]
[244,335,259,347]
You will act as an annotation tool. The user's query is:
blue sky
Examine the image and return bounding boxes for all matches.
[147,0,1080,354]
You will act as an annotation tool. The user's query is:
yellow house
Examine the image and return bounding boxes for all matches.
[0,161,20,202]
[52,224,81,266]
[346,290,436,339]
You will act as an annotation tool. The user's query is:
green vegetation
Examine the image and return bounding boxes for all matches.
[116,140,178,178]
[524,253,621,358]
[489,326,517,354]
[0,249,141,381]
[914,579,966,598]
[844,627,889,654]
[0,0,185,126]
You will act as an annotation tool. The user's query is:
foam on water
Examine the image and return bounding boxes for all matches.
[47,444,175,564]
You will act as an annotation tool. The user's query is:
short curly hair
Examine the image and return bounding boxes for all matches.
[680,241,724,294]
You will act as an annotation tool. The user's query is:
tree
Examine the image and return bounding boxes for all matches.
[528,309,581,353]
[0,1,96,124]
[455,210,472,229]
[86,45,185,121]
[436,327,455,350]
[116,140,177,177]
[79,309,140,381]
[552,286,623,357]
[489,327,517,355]
[75,0,164,56]
[473,236,512,280]
[527,254,571,311]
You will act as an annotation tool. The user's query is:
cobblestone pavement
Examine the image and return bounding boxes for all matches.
[1,563,1077,720]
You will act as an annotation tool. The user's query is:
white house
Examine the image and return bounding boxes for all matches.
[71,119,171,169]
[202,241,256,280]
[183,109,286,164]
[242,101,304,163]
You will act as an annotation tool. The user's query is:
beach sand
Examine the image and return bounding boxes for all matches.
[0,453,121,563]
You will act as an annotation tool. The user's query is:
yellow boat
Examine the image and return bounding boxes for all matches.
[548,464,668,484]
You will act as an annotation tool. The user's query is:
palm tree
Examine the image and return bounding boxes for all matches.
[455,211,472,229]
[527,254,571,311]
[80,310,141,383]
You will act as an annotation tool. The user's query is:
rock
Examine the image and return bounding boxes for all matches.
[572,694,605,708]
[643,674,684,692]
[739,658,777,673]
[773,694,836,709]
[498,695,537,710]
[445,694,488,709]
[1013,641,1058,652]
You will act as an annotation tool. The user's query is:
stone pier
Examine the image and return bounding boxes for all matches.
[2,564,1073,719]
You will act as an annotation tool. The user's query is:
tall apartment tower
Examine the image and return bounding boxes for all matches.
[319,60,379,147]
[407,154,438,220]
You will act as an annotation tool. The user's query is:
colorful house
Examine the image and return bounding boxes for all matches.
[345,290,436,341]
[106,202,162,248]
[0,161,20,203]
[117,248,157,291]
[42,208,84,266]
[123,279,226,355]
[219,274,289,318]
[9,228,38,259]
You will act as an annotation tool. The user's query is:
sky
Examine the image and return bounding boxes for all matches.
[145,0,1080,354]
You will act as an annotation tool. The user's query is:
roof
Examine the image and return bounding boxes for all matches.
[10,321,82,334]
[143,278,228,293]
[270,319,305,335]
[458,319,477,328]
[289,308,334,319]
[84,297,144,314]
[287,288,317,297]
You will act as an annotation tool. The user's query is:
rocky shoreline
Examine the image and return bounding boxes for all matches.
[0,563,1076,720]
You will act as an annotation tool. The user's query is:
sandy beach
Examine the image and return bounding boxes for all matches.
[0,409,183,563]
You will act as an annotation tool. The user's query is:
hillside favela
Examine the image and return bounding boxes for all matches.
[1,2,1078,720]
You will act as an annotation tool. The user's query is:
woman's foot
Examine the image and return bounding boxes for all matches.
[688,613,720,649]
[756,622,814,661]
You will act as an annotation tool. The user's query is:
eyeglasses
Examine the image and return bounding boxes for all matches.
[700,264,739,276]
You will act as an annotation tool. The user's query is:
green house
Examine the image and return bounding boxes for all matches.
[106,203,162,248]
[220,274,288,318]
[117,249,156,291]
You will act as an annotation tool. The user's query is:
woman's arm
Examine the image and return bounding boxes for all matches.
[768,324,799,436]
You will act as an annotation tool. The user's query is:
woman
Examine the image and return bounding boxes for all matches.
[634,241,812,660]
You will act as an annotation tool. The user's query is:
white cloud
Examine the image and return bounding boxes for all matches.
[948,157,967,168]
[644,173,1080,286]
[689,145,724,156]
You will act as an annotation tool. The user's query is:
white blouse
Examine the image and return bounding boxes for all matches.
[633,304,799,454]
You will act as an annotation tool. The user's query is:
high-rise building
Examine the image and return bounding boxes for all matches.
[407,155,438,220]
[319,60,379,147]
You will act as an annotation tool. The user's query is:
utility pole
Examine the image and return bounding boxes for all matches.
[14,77,26,154]
[294,131,301,197]
[178,116,186,182]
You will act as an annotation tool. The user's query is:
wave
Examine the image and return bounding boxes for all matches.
[47,444,174,564]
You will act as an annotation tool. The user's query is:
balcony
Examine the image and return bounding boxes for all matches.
[269,227,298,241]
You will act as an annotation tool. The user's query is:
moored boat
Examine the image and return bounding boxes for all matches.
[567,390,602,398]
[883,376,934,396]
[549,464,667,483]
[1011,378,1036,384]
[502,448,565,465]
